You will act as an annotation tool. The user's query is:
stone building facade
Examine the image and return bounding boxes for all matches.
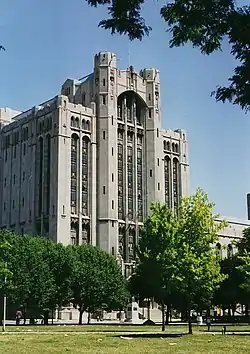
[0,51,189,265]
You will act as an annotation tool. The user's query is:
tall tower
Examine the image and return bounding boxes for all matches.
[94,52,118,255]
[247,194,250,220]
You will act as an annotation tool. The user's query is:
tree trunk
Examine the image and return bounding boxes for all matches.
[43,310,49,325]
[165,305,170,325]
[245,304,249,316]
[78,310,84,325]
[87,312,91,324]
[188,309,193,334]
[147,300,150,321]
[161,303,165,332]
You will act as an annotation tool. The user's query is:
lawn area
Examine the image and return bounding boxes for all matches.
[0,325,249,353]
[5,324,250,333]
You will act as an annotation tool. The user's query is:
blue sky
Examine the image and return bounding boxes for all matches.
[1,0,250,219]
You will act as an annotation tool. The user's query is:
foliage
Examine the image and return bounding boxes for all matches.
[237,254,250,293]
[131,188,226,333]
[86,0,250,112]
[70,244,129,324]
[237,227,250,255]
[213,256,247,314]
[0,231,128,324]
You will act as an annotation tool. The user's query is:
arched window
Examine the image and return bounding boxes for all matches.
[172,142,175,152]
[163,140,167,150]
[128,228,136,262]
[216,243,222,259]
[82,225,89,244]
[164,156,171,207]
[227,244,233,258]
[82,137,89,216]
[118,142,124,220]
[85,120,90,131]
[167,141,170,151]
[137,148,143,221]
[82,119,86,130]
[71,116,75,127]
[175,144,179,153]
[75,117,80,128]
[71,222,78,245]
[119,227,126,261]
[38,137,43,217]
[71,134,79,214]
[45,135,51,215]
[173,158,179,212]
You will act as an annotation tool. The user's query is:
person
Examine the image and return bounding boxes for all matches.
[15,310,22,326]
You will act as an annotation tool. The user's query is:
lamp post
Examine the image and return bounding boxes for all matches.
[2,261,7,332]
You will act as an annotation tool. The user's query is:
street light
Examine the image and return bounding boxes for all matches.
[2,260,7,333]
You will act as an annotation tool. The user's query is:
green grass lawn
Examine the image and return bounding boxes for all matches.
[5,324,250,333]
[0,325,249,353]
[0,331,250,353]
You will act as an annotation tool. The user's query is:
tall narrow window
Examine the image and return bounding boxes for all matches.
[173,158,179,212]
[71,135,78,214]
[38,137,43,216]
[137,148,143,221]
[44,135,51,215]
[128,228,136,262]
[82,137,89,216]
[119,227,126,260]
[118,130,124,220]
[164,156,171,208]
[127,146,133,220]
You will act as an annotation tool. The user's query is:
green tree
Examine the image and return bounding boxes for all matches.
[70,244,129,324]
[177,188,226,334]
[213,256,247,318]
[86,0,250,112]
[130,203,180,331]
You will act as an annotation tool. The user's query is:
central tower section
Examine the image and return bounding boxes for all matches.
[94,52,161,268]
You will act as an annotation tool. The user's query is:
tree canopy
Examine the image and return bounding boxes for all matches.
[130,188,226,334]
[86,0,250,112]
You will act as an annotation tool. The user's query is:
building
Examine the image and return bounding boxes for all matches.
[215,217,250,258]
[0,51,189,266]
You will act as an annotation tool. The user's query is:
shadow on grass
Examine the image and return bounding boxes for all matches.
[115,333,185,339]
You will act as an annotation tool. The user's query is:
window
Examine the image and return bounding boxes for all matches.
[112,200,114,209]
[82,138,89,216]
[112,147,114,156]
[112,221,114,227]
[149,93,151,101]
[22,197,24,207]
[149,169,152,177]
[102,95,106,105]
[13,175,16,184]
[23,143,26,156]
[103,78,106,86]
[12,200,15,209]
[63,205,65,214]
[149,109,152,118]
[157,158,160,166]
[103,131,106,139]
[158,183,160,190]
[157,128,159,137]
[23,172,25,181]
[111,115,114,125]
[3,202,6,211]
[13,146,16,159]
[111,247,115,255]
[4,178,6,187]
[103,186,106,194]
[112,173,114,182]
